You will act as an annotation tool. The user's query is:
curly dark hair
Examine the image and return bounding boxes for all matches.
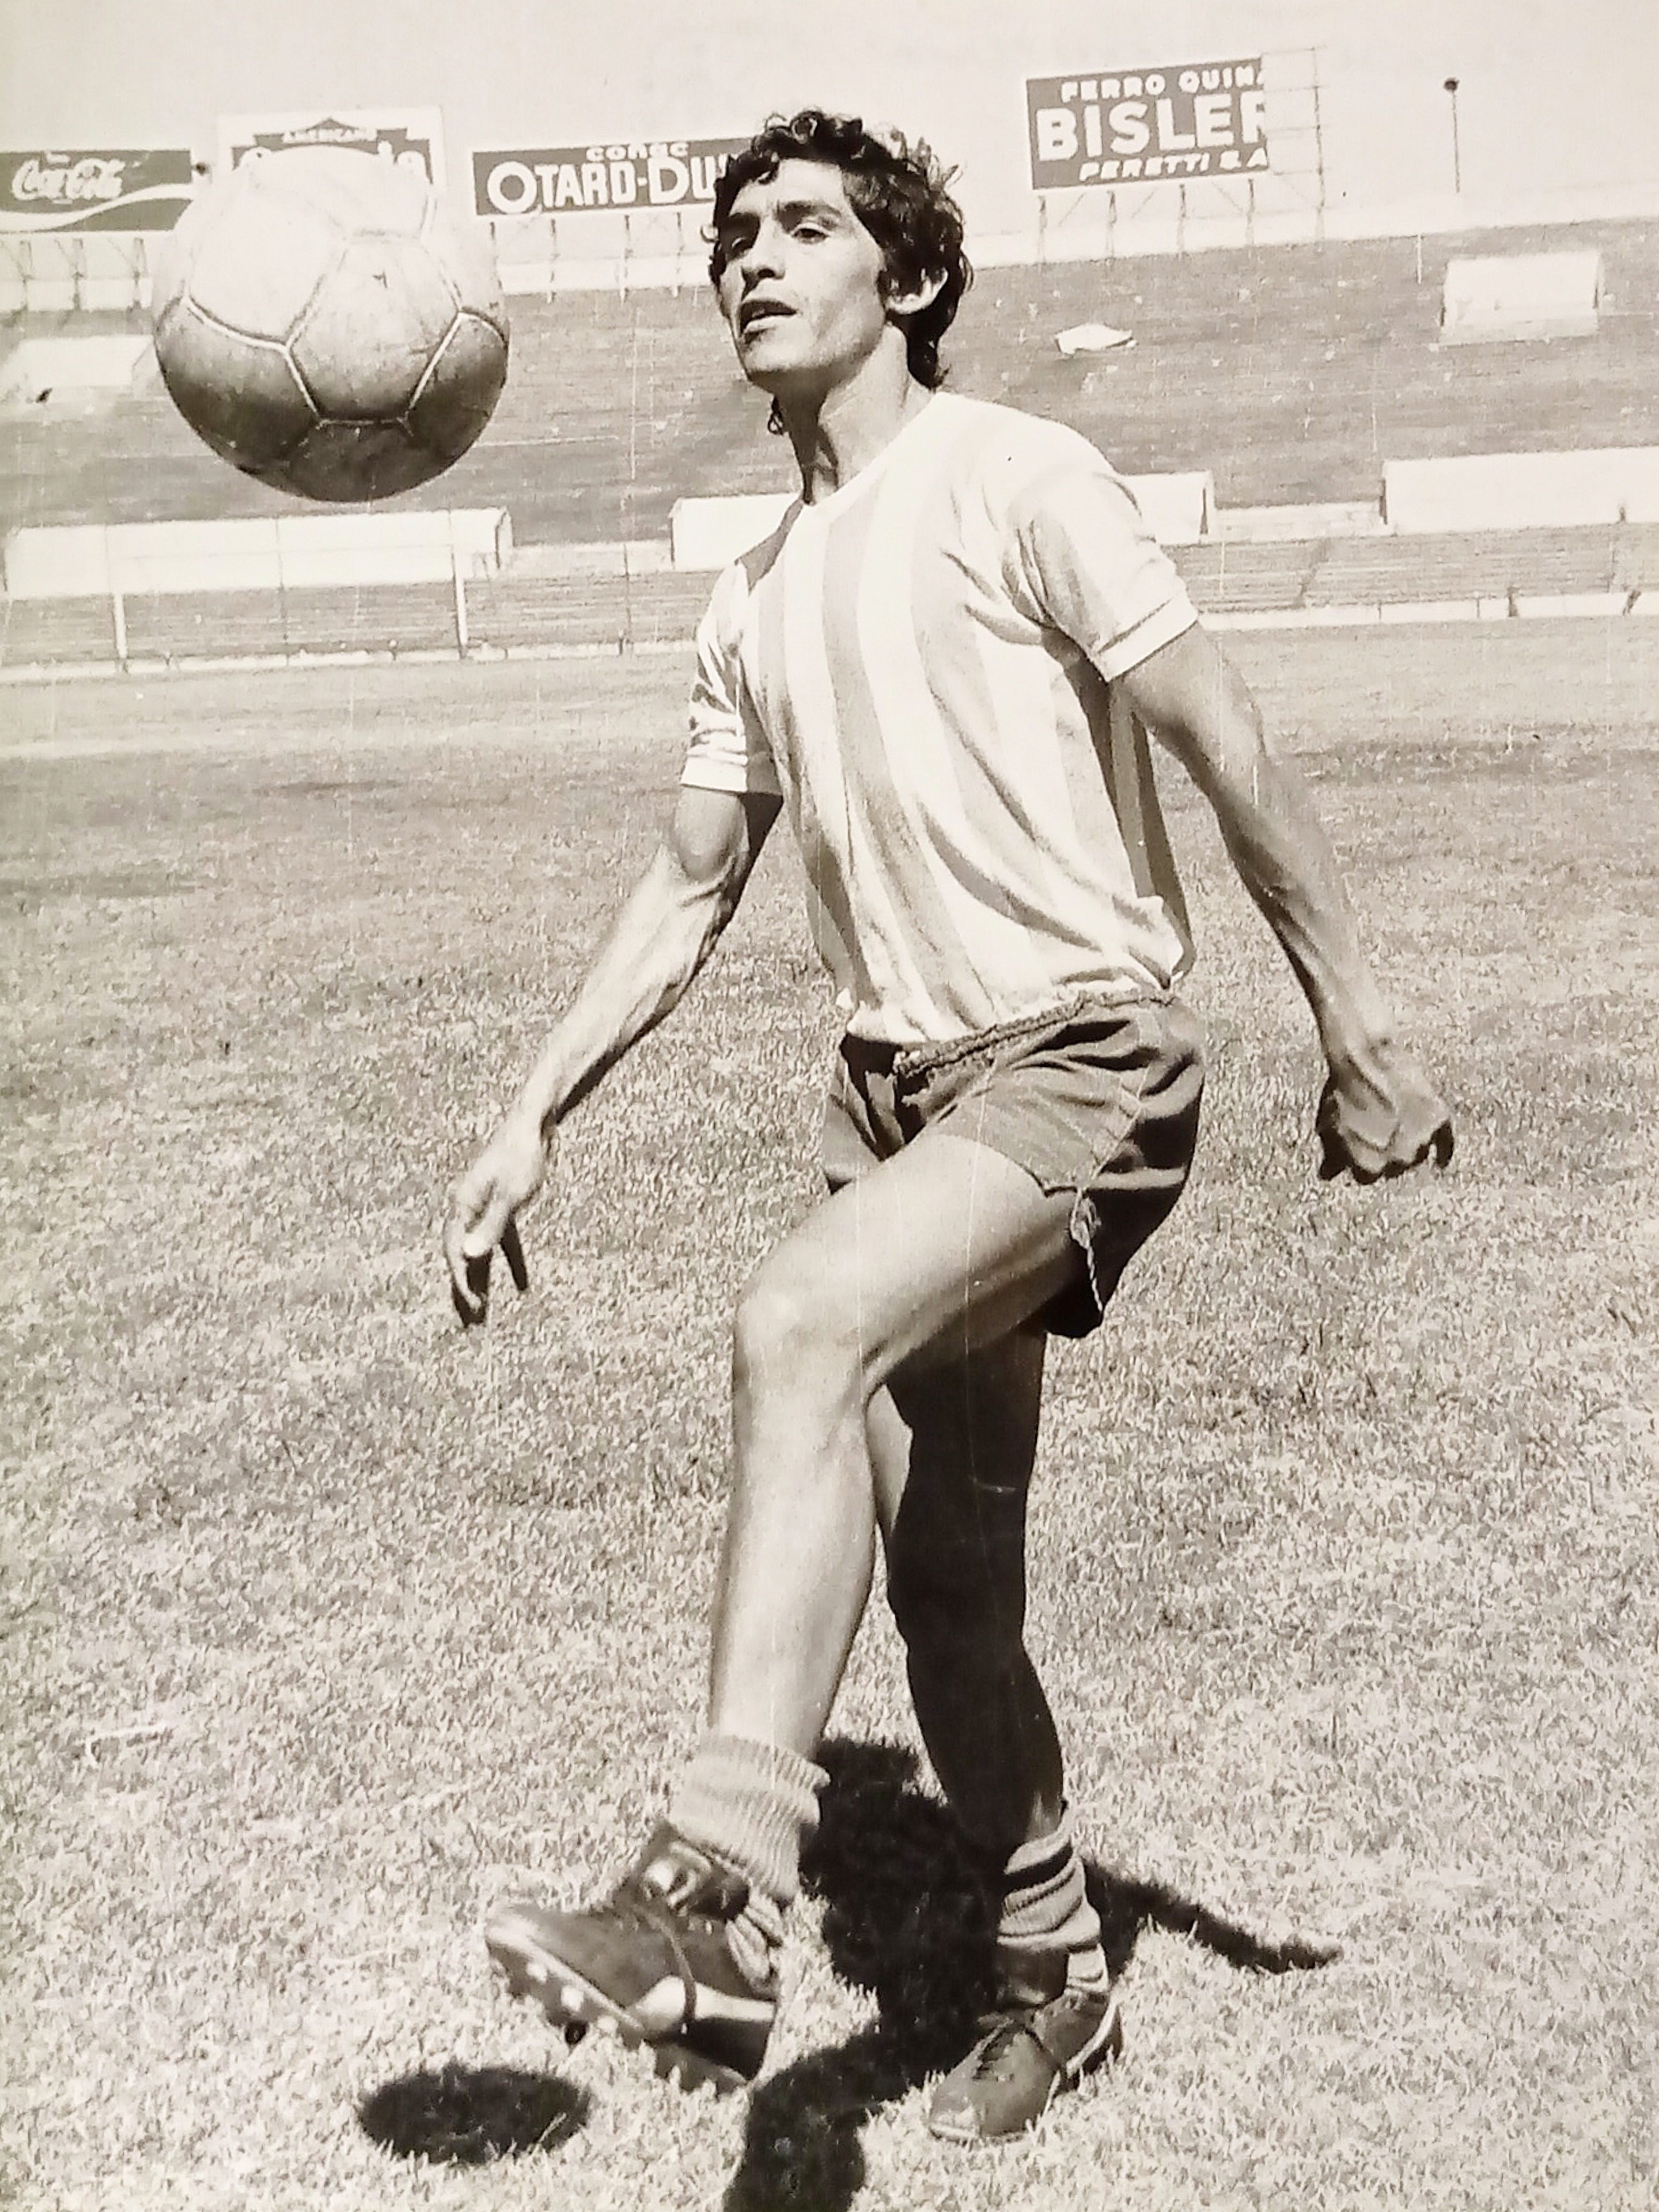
[707,108,972,395]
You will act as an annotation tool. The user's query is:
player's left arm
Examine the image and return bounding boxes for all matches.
[1120,620,1453,1183]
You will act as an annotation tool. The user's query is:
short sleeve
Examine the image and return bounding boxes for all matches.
[1011,442,1198,680]
[681,563,783,798]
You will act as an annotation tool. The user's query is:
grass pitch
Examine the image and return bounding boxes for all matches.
[2,623,1656,2211]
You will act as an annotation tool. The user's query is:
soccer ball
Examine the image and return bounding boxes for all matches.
[149,147,509,503]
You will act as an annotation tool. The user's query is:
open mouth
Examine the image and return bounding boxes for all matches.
[738,299,791,336]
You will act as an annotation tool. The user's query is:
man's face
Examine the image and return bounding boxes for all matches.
[714,159,896,402]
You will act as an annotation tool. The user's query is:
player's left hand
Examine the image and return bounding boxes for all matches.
[1316,1047,1453,1184]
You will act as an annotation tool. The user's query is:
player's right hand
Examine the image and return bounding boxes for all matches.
[444,1113,547,1326]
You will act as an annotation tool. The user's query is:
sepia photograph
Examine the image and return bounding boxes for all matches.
[2,3,1655,2206]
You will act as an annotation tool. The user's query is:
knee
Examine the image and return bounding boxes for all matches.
[885,1527,1028,1661]
[731,1257,858,1415]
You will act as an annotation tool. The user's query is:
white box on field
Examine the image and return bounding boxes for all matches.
[1440,251,1602,343]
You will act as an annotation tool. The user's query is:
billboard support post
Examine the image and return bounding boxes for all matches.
[452,552,469,657]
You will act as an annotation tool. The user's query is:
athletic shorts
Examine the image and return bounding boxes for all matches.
[821,993,1205,1339]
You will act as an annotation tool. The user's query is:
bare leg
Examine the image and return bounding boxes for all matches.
[706,1130,1081,1756]
[482,1131,1098,2106]
[867,1331,1065,1864]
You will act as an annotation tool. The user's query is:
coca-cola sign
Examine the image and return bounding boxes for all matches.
[0,149,195,232]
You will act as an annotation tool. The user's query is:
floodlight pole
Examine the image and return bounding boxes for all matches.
[1443,78,1462,195]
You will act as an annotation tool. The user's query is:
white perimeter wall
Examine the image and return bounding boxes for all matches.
[2,510,513,597]
[1382,450,1659,532]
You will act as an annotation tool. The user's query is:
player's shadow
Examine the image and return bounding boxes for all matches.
[357,2060,589,2166]
[722,1736,1339,2212]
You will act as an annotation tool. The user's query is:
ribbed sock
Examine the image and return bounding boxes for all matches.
[1065,1942,1110,1992]
[666,1730,828,1912]
[995,1813,1106,1997]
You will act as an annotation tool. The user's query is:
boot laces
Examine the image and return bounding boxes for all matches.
[967,2006,1043,2078]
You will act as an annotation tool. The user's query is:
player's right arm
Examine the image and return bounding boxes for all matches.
[444,782,779,1322]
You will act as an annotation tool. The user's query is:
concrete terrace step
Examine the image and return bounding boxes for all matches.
[8,218,1659,543]
[1,594,119,666]
[465,566,713,650]
[118,583,460,663]
[1171,523,1659,612]
[10,523,1659,675]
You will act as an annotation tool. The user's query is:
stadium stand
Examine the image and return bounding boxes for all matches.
[1176,523,1659,615]
[114,582,461,664]
[6,218,1659,670]
[1304,524,1634,608]
[7,219,1659,535]
[964,221,1659,510]
[0,594,118,668]
[10,525,1654,673]
[1168,540,1325,614]
[463,566,714,653]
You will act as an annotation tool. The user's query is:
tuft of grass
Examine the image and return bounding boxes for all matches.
[1,622,1655,2210]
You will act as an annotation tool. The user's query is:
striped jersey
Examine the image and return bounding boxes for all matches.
[681,390,1199,1046]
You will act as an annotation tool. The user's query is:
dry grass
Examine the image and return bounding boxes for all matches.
[2,622,1656,2211]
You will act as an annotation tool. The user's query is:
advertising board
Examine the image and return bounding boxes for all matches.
[0,149,195,232]
[1027,61,1269,189]
[474,138,747,217]
[217,110,446,187]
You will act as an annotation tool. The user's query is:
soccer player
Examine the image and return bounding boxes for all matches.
[443,109,1452,2143]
